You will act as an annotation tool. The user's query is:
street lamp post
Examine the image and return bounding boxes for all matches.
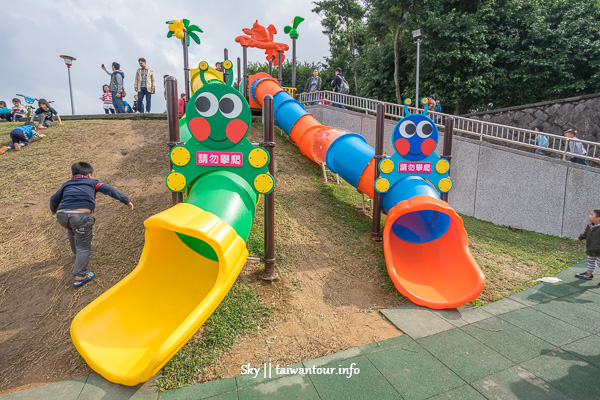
[60,55,76,115]
[412,29,422,104]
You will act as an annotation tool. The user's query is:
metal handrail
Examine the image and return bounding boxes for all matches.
[296,91,599,163]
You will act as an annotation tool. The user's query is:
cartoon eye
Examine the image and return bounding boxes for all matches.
[219,94,243,119]
[416,121,434,138]
[195,92,218,117]
[399,120,417,138]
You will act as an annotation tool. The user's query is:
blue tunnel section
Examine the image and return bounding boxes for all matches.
[325,134,375,188]
[251,81,450,244]
[381,177,451,244]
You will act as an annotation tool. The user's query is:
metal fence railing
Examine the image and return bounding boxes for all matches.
[296,91,599,164]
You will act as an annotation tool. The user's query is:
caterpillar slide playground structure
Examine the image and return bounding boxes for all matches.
[70,62,275,386]
[249,72,486,310]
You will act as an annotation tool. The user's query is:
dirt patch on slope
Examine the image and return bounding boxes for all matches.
[0,120,402,394]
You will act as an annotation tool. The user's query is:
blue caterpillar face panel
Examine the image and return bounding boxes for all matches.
[392,115,438,161]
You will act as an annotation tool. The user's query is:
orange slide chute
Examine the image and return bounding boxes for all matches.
[384,196,485,309]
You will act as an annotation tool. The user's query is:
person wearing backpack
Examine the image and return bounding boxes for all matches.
[330,67,347,109]
[101,62,126,113]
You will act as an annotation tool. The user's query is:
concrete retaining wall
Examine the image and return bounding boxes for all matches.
[307,105,600,238]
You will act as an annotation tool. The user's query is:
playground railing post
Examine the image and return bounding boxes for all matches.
[292,38,297,89]
[223,48,229,84]
[441,116,454,202]
[261,94,278,280]
[277,51,283,87]
[182,30,190,110]
[242,46,248,101]
[166,76,183,205]
[371,101,385,241]
[268,57,273,76]
[237,57,241,89]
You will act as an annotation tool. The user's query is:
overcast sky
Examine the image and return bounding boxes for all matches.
[2,0,330,115]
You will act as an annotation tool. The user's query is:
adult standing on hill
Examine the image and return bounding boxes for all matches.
[330,67,347,109]
[102,62,125,113]
[134,58,156,113]
[304,68,322,105]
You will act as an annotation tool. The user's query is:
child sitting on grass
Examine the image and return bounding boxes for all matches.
[0,122,46,155]
[574,209,600,281]
[50,162,134,287]
[0,101,11,121]
[35,99,63,129]
[10,98,27,122]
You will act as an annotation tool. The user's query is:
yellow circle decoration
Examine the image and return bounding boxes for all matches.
[248,148,269,168]
[435,159,450,174]
[380,159,395,174]
[404,98,411,106]
[199,61,209,71]
[171,147,191,166]
[167,172,186,192]
[421,97,428,105]
[438,178,452,193]
[254,174,274,194]
[375,178,390,193]
[223,60,233,69]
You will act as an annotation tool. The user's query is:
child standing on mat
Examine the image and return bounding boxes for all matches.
[574,209,600,281]
[35,99,63,129]
[0,122,46,155]
[50,162,134,287]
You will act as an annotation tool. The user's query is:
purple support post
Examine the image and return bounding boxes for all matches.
[242,46,248,101]
[292,38,297,89]
[277,51,283,87]
[441,116,454,202]
[166,76,183,205]
[261,94,278,280]
[182,30,190,110]
[223,48,229,84]
[371,102,385,241]
[237,57,241,88]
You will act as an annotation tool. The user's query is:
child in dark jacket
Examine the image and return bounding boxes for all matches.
[0,122,46,155]
[50,162,134,287]
[574,209,600,281]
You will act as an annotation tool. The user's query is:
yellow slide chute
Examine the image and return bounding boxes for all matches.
[70,203,248,385]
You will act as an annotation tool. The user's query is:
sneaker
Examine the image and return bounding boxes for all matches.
[575,272,593,280]
[0,146,7,155]
[38,124,47,130]
[14,143,20,151]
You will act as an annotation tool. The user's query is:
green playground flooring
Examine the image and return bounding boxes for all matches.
[3,260,600,400]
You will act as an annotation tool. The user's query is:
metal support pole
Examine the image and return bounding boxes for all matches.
[441,116,454,202]
[268,58,273,77]
[277,51,283,87]
[292,38,297,89]
[242,46,248,101]
[237,57,241,88]
[415,39,421,103]
[261,94,278,280]
[223,48,229,84]
[67,66,75,115]
[183,29,190,110]
[372,101,385,241]
[166,76,183,205]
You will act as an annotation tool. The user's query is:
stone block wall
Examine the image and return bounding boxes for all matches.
[463,93,600,142]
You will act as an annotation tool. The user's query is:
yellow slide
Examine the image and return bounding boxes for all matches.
[70,203,248,385]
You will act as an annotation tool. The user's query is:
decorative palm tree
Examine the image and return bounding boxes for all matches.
[284,16,304,89]
[166,19,203,106]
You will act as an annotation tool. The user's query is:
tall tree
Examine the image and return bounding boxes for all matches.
[312,0,366,93]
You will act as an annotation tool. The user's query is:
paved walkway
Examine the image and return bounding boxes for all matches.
[2,260,600,400]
